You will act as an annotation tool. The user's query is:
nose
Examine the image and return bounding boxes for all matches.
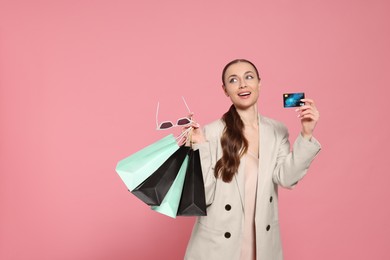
[239,79,247,89]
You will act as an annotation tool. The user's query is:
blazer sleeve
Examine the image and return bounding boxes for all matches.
[272,123,321,189]
[192,124,218,205]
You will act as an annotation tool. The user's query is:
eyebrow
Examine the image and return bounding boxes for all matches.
[227,71,255,79]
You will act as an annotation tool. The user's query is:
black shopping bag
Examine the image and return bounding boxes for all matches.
[132,146,190,206]
[177,149,207,216]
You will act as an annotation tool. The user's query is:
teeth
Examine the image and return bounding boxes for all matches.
[238,92,250,96]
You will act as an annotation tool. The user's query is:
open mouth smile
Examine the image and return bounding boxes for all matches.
[238,92,251,97]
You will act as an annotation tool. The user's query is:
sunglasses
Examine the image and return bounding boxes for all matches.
[156,97,193,130]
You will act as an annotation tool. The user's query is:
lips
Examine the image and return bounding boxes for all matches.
[238,92,251,96]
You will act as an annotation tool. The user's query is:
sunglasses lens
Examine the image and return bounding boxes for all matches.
[177,118,191,125]
[159,122,174,129]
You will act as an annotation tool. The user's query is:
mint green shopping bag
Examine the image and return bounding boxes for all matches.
[115,134,180,191]
[151,153,189,218]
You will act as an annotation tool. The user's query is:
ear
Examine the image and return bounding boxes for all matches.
[222,85,229,97]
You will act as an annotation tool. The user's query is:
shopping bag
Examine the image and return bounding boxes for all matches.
[151,152,190,218]
[115,134,179,191]
[132,146,190,206]
[177,149,207,216]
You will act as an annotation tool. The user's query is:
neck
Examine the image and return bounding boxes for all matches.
[236,105,259,127]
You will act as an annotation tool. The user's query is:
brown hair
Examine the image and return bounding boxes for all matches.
[221,59,260,85]
[214,59,260,182]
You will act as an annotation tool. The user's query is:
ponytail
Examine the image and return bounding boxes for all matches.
[214,105,248,182]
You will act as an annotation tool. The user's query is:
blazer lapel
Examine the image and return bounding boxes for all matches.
[235,155,246,212]
[234,115,275,212]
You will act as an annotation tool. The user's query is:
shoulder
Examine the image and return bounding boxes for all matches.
[260,114,288,135]
[203,118,225,131]
[202,119,225,139]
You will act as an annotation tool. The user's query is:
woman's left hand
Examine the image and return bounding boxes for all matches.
[296,98,319,139]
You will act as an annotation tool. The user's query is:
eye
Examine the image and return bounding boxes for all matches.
[246,74,254,80]
[229,78,238,83]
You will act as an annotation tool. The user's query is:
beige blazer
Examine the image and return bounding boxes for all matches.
[184,115,321,260]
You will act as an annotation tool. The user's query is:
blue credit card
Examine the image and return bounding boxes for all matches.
[283,93,305,107]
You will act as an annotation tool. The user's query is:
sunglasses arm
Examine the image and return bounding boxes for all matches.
[155,102,160,129]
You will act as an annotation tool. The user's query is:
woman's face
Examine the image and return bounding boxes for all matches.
[223,62,260,110]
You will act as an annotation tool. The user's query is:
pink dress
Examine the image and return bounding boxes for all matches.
[240,151,258,260]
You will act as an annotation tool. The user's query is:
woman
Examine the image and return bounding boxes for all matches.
[184,59,321,260]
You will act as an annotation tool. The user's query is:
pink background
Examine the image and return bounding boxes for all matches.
[1,0,389,259]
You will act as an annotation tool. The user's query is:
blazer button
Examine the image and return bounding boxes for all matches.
[266,225,271,231]
[224,232,231,238]
[270,196,273,203]
[225,204,231,211]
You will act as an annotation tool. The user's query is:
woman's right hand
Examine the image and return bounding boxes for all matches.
[183,113,206,145]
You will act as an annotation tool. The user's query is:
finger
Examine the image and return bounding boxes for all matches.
[299,108,319,116]
[299,112,319,121]
[300,98,317,109]
[183,125,192,130]
[178,136,186,146]
[298,110,319,119]
[295,105,318,112]
[191,122,200,128]
[295,105,312,111]
[188,117,200,128]
[296,105,319,115]
[299,115,317,122]
[300,114,317,121]
[188,112,194,118]
[300,98,314,104]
